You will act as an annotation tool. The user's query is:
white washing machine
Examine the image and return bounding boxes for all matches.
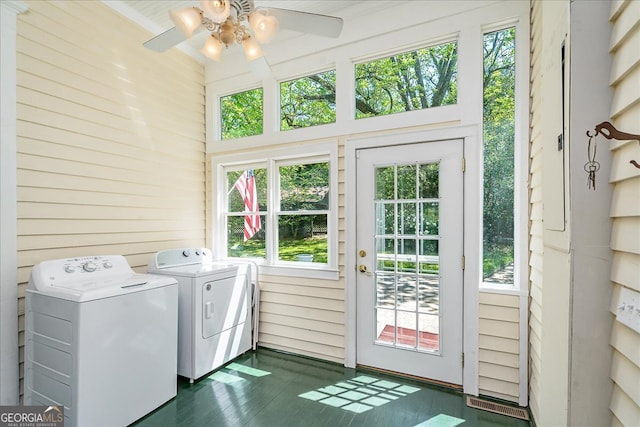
[148,248,252,382]
[24,255,178,427]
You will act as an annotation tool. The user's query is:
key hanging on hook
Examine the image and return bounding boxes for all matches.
[584,132,601,190]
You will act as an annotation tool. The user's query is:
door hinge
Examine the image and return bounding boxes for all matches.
[462,157,466,172]
[462,352,465,367]
[461,255,465,270]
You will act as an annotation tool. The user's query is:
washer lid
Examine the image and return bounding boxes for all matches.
[27,255,177,302]
[27,272,177,302]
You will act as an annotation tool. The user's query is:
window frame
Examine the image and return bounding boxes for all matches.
[212,141,339,280]
[479,20,528,293]
[352,35,459,120]
[279,68,337,131]
[217,85,264,141]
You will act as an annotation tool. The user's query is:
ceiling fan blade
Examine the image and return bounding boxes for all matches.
[267,8,343,38]
[143,26,187,52]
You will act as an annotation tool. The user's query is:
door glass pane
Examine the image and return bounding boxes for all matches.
[397,202,416,235]
[419,163,439,198]
[419,202,439,236]
[397,165,416,199]
[376,166,395,200]
[395,310,417,348]
[376,273,395,308]
[418,313,440,351]
[375,308,395,345]
[374,162,440,353]
[418,275,439,313]
[375,202,395,235]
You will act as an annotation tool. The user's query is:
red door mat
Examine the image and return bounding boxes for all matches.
[377,325,439,350]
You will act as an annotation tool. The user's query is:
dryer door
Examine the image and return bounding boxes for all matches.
[202,274,248,339]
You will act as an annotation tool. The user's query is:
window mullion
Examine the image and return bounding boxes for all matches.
[267,159,278,264]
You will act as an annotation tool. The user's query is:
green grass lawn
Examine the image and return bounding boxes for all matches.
[228,236,328,263]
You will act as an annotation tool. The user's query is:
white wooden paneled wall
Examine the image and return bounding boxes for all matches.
[528,0,546,418]
[16,0,205,396]
[478,292,521,402]
[608,1,640,425]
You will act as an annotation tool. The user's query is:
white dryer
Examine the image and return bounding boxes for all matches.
[148,248,252,382]
[25,255,178,427]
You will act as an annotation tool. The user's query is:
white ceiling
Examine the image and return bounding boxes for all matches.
[109,0,374,62]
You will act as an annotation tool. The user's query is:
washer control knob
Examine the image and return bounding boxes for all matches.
[182,250,190,257]
[64,265,75,273]
[83,262,97,272]
[103,261,113,269]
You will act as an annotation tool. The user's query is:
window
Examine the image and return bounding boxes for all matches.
[220,87,263,140]
[216,144,338,278]
[482,27,516,286]
[280,70,336,130]
[354,41,458,119]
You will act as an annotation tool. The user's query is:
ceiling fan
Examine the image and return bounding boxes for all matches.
[143,0,343,68]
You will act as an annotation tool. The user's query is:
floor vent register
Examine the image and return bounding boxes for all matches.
[466,396,530,421]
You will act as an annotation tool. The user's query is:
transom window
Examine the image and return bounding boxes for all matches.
[220,87,263,140]
[354,41,458,119]
[280,70,336,130]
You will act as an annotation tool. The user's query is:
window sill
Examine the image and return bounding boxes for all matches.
[261,265,340,281]
[222,258,340,281]
[479,282,525,296]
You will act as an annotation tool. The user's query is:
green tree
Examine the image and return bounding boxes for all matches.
[482,28,516,279]
[221,88,263,140]
[354,42,458,118]
[281,71,336,130]
[279,163,329,237]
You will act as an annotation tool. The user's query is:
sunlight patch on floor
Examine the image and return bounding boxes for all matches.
[208,363,271,385]
[413,414,465,427]
[299,375,420,413]
[226,362,271,377]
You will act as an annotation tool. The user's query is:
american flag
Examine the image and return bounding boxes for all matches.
[233,169,261,241]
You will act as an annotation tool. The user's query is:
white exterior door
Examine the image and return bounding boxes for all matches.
[356,139,464,385]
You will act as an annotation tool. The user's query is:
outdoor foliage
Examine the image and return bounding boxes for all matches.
[226,163,329,263]
[482,28,516,280]
[281,70,336,130]
[220,88,263,140]
[355,42,457,118]
[221,33,515,277]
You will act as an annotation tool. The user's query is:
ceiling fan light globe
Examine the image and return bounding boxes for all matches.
[248,10,265,29]
[170,7,202,38]
[250,13,278,44]
[242,36,264,62]
[200,0,231,24]
[201,35,223,61]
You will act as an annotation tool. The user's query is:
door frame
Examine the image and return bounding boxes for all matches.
[345,124,482,396]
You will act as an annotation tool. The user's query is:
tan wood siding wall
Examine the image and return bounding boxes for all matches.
[608,1,640,425]
[257,273,345,363]
[528,0,544,419]
[215,139,347,363]
[16,0,205,396]
[478,292,520,402]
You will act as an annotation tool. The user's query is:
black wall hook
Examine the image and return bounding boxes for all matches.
[586,121,640,169]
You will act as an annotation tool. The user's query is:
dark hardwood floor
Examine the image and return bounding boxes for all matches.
[133,348,530,427]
